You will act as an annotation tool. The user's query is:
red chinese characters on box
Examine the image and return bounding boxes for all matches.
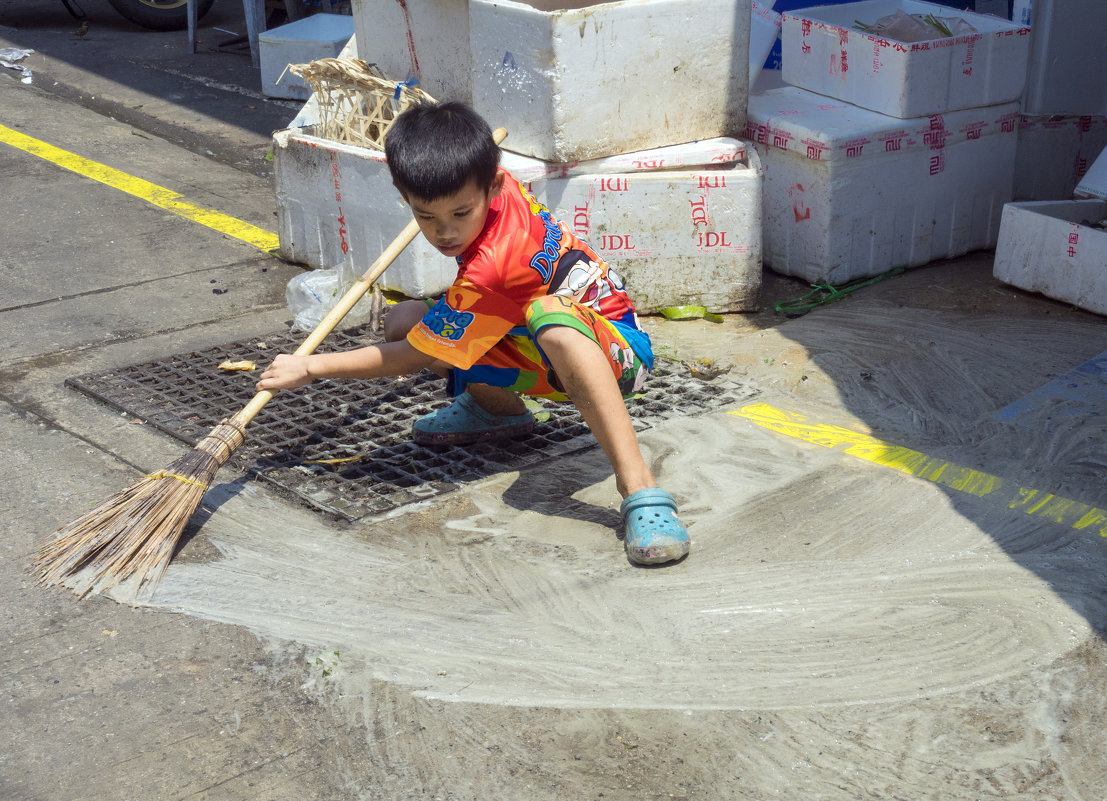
[328,151,349,255]
[1067,227,1080,259]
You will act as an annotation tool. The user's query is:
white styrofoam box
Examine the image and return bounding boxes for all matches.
[507,140,763,317]
[274,128,761,311]
[259,14,356,100]
[502,138,750,182]
[274,128,453,299]
[468,0,750,162]
[350,0,472,104]
[781,0,1030,119]
[1014,115,1107,201]
[763,0,855,72]
[993,199,1107,314]
[522,149,762,313]
[750,1,783,87]
[748,86,1019,284]
[1021,0,1107,116]
[349,0,751,162]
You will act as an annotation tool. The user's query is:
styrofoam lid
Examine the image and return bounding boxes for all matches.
[501,137,750,182]
[747,86,1020,161]
[1075,144,1107,199]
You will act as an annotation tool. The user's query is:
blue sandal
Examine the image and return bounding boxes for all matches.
[620,488,691,565]
[413,393,536,445]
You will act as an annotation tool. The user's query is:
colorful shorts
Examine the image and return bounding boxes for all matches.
[437,294,652,401]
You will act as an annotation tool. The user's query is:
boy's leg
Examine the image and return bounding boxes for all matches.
[386,300,526,415]
[388,300,533,442]
[533,323,654,499]
[530,302,690,565]
[463,384,528,415]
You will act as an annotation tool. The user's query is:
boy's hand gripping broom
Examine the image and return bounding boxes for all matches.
[34,127,508,601]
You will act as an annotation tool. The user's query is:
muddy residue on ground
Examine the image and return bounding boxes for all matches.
[137,407,1107,797]
[150,421,1096,709]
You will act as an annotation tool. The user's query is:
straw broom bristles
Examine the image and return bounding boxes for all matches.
[32,118,505,603]
[34,419,245,600]
[32,71,409,603]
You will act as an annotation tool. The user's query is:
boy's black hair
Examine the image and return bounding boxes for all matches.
[384,101,501,202]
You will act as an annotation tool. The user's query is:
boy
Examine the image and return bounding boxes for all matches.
[257,101,690,565]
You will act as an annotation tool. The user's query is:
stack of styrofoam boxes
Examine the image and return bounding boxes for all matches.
[275,130,762,312]
[993,147,1107,313]
[991,0,1107,314]
[748,0,1030,284]
[273,0,762,313]
[1010,0,1107,201]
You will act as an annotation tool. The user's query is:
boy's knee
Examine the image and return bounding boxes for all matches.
[525,295,580,337]
[384,299,430,342]
[534,322,580,350]
[534,322,600,374]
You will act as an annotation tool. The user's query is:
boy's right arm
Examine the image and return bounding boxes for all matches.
[256,339,439,392]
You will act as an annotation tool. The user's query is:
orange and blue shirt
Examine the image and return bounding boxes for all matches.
[406,170,651,372]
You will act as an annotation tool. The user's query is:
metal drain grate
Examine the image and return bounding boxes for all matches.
[67,323,753,521]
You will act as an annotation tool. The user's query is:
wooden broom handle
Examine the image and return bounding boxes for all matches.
[232,126,509,427]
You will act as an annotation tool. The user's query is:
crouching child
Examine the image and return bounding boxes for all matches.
[257,101,690,564]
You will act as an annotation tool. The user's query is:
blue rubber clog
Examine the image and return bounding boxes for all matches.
[413,392,536,446]
[620,488,691,565]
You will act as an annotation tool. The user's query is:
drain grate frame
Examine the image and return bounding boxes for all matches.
[67,323,753,521]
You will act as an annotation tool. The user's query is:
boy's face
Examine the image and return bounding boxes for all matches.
[406,173,505,259]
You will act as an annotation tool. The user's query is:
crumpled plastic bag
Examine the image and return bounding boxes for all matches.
[0,48,34,84]
[285,264,382,333]
[860,10,977,42]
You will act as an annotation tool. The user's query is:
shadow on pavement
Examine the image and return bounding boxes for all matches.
[764,253,1107,641]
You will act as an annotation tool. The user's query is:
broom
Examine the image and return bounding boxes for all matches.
[34,127,508,601]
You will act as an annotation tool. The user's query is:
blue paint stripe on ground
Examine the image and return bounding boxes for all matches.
[994,350,1107,428]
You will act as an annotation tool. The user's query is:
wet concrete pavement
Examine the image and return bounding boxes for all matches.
[0,6,351,799]
[0,0,298,171]
[4,4,1107,800]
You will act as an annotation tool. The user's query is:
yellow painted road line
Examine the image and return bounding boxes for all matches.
[0,123,280,253]
[731,402,1107,538]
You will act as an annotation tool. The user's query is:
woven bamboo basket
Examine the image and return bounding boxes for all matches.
[286,58,434,151]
